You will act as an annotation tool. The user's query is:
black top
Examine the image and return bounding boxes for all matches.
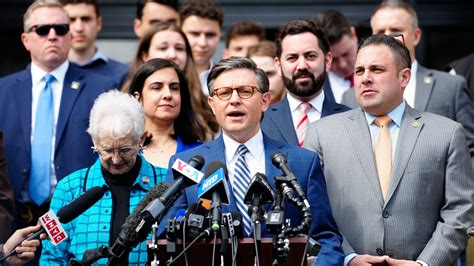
[102,156,141,265]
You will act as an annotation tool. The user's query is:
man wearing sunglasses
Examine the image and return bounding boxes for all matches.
[61,0,128,88]
[0,0,117,232]
[158,57,344,265]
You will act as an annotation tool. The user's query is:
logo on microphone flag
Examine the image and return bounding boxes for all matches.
[40,210,68,245]
[172,158,204,184]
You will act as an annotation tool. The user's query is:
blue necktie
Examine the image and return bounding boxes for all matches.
[233,144,253,237]
[29,74,54,205]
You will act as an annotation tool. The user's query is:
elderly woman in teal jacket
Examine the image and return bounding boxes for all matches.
[41,91,166,265]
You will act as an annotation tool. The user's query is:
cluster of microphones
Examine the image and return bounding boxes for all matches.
[7,151,473,265]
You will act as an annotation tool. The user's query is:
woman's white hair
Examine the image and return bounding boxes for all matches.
[87,90,145,143]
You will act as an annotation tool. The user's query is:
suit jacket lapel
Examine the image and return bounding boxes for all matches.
[268,97,298,145]
[13,70,33,153]
[262,135,285,189]
[345,109,385,205]
[323,76,335,103]
[55,66,85,150]
[207,137,239,213]
[385,106,423,203]
[321,97,345,117]
[414,65,434,111]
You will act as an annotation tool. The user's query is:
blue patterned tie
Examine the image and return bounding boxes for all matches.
[233,144,253,237]
[29,74,54,205]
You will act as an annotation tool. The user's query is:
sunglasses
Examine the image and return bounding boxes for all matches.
[28,24,69,36]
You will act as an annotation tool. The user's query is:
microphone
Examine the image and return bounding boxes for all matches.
[184,201,211,239]
[3,186,107,261]
[139,156,205,227]
[244,172,274,222]
[197,161,230,234]
[27,185,107,241]
[272,152,308,206]
[223,212,244,239]
[468,227,474,237]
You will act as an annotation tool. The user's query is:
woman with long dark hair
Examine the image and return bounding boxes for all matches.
[129,58,203,168]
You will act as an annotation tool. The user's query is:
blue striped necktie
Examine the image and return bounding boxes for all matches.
[233,144,253,237]
[29,74,54,205]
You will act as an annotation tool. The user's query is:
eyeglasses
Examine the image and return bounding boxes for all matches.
[27,24,69,36]
[212,85,261,100]
[91,145,140,157]
[387,33,405,46]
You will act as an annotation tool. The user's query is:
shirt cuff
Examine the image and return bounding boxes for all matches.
[344,253,358,266]
[416,259,428,266]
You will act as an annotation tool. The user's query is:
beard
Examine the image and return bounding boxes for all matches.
[282,68,327,98]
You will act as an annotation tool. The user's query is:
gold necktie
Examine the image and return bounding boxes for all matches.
[374,115,393,200]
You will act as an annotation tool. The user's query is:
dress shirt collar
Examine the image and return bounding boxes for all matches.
[364,101,406,128]
[31,60,69,86]
[223,129,264,163]
[287,89,325,114]
[77,49,108,66]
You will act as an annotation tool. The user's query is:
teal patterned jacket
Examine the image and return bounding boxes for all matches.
[40,154,167,265]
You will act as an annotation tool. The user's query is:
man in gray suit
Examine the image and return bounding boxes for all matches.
[304,34,474,265]
[341,2,474,162]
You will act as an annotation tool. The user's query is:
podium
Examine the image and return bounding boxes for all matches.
[148,237,308,266]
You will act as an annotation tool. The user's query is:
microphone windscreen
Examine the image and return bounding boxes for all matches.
[57,185,107,223]
[121,183,169,244]
[204,161,228,178]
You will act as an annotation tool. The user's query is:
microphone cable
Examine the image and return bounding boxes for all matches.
[166,227,211,265]
[182,217,189,266]
[211,234,217,266]
[252,224,261,266]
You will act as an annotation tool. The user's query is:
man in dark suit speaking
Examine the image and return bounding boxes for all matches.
[0,0,116,228]
[305,34,474,265]
[160,57,344,265]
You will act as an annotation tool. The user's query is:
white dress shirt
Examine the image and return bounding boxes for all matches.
[222,130,266,187]
[28,60,69,199]
[327,71,351,103]
[403,60,418,108]
[287,91,324,132]
[199,61,214,96]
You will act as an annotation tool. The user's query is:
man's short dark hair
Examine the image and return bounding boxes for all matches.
[136,0,179,20]
[313,10,352,46]
[60,0,100,16]
[358,34,411,70]
[225,20,266,48]
[208,57,269,96]
[179,0,224,27]
[275,19,330,58]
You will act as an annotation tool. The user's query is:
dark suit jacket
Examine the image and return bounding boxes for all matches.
[342,64,474,160]
[261,95,350,146]
[0,63,117,199]
[79,58,129,88]
[0,131,14,243]
[159,134,344,265]
[322,76,336,103]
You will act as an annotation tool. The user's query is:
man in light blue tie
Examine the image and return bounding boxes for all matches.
[0,0,117,230]
[159,57,344,265]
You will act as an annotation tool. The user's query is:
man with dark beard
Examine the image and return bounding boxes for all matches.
[261,19,349,147]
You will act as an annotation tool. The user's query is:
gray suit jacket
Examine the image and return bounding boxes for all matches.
[303,106,474,265]
[341,65,474,160]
